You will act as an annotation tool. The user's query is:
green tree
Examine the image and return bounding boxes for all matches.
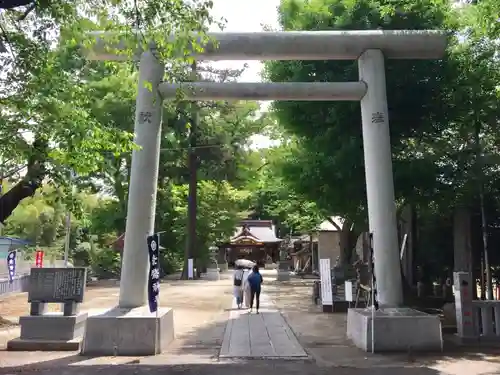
[264,0,500,286]
[2,185,103,261]
[249,145,325,236]
[157,180,248,273]
[0,33,136,223]
[76,67,138,232]
[463,0,500,39]
[2,186,65,250]
[264,0,459,226]
[0,0,219,223]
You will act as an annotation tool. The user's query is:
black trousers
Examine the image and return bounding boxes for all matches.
[250,288,261,310]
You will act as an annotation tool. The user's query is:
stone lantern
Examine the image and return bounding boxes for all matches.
[277,248,291,281]
[205,245,220,281]
[213,245,228,272]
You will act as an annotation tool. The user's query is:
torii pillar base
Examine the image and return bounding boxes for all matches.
[347,308,442,352]
[81,306,174,356]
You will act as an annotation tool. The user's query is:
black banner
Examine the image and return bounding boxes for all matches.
[7,250,16,283]
[147,233,160,313]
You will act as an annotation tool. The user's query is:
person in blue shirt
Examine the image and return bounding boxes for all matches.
[247,265,263,314]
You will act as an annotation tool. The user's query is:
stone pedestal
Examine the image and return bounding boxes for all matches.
[277,261,291,281]
[82,306,174,356]
[204,268,220,281]
[347,307,442,352]
[264,262,276,269]
[217,247,227,269]
[8,312,88,351]
[277,271,290,281]
[218,262,228,272]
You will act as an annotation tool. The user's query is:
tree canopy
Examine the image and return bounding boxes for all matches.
[0,0,219,223]
[264,0,499,224]
[263,0,500,284]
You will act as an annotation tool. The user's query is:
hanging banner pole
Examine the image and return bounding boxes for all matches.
[7,250,16,283]
[154,232,163,355]
[35,249,44,268]
[369,233,376,354]
[147,232,161,355]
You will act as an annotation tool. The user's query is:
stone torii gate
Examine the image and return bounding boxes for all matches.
[82,30,447,355]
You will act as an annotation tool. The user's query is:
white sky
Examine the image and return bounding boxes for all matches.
[209,0,281,82]
[209,0,282,149]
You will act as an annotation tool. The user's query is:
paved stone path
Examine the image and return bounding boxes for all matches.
[220,293,307,359]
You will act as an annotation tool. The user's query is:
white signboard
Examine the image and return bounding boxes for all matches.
[320,258,333,306]
[453,272,476,339]
[345,280,354,302]
[188,258,194,279]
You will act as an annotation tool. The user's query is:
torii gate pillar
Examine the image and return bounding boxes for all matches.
[82,51,175,356]
[358,49,402,307]
[118,50,164,308]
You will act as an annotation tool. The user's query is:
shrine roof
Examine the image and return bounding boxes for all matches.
[230,220,282,244]
[317,216,348,232]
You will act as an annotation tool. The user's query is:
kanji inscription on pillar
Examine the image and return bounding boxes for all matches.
[139,111,152,124]
[371,111,385,124]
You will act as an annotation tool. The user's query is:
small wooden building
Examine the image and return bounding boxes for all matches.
[218,220,282,267]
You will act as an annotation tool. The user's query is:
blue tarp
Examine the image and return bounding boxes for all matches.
[0,237,30,245]
[0,237,31,257]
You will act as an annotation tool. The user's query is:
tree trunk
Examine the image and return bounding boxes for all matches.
[182,63,199,280]
[479,188,492,299]
[399,205,416,287]
[474,122,493,299]
[453,207,476,299]
[0,137,47,223]
[0,180,38,223]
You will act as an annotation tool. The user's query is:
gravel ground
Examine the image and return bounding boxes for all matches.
[0,360,453,375]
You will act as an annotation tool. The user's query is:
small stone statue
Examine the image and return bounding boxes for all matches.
[279,249,287,261]
[208,246,218,268]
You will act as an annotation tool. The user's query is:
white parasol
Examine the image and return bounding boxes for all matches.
[235,259,255,269]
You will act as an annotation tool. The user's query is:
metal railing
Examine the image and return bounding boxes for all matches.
[0,256,33,297]
[472,300,500,338]
[0,258,70,297]
[0,273,30,297]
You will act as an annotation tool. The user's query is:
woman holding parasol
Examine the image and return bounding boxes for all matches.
[235,259,255,308]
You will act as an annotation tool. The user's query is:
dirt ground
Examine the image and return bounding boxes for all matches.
[265,277,500,375]
[1,271,500,375]
[0,274,233,368]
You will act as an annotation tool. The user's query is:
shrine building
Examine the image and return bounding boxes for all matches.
[218,220,282,267]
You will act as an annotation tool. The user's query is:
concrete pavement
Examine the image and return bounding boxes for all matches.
[220,293,307,359]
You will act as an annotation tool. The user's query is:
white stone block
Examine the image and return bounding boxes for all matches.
[19,312,87,341]
[82,306,174,356]
[7,312,88,351]
[203,268,220,281]
[218,263,229,272]
[347,307,442,352]
[276,271,290,281]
